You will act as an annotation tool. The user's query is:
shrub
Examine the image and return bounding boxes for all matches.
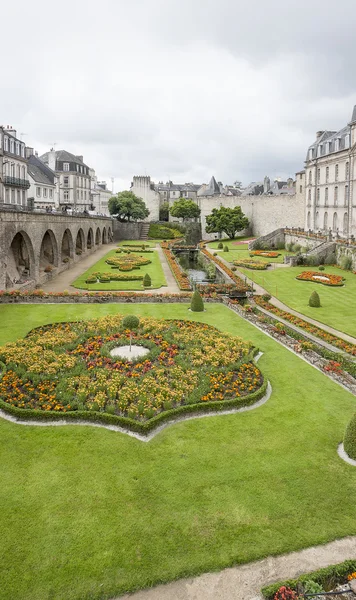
[143,273,151,287]
[218,241,223,249]
[292,243,301,253]
[344,412,356,460]
[148,224,182,239]
[190,289,204,312]
[296,255,305,265]
[273,586,299,600]
[319,265,325,271]
[308,255,320,267]
[262,293,271,302]
[309,291,321,308]
[340,255,353,270]
[303,580,324,595]
[213,252,218,256]
[325,252,336,265]
[62,257,70,263]
[223,245,229,252]
[286,242,293,252]
[231,267,237,272]
[276,241,285,250]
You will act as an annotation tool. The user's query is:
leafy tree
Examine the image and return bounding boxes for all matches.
[169,198,201,221]
[205,206,249,240]
[159,201,169,221]
[108,191,149,222]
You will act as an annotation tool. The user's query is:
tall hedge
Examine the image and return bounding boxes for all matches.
[344,412,356,460]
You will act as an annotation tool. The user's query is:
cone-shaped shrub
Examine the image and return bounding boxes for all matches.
[218,241,223,249]
[223,245,229,252]
[309,291,321,307]
[344,413,356,460]
[143,273,151,287]
[190,289,204,312]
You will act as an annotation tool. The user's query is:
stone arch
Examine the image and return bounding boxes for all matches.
[75,228,85,254]
[323,211,328,231]
[95,227,101,245]
[87,227,94,249]
[61,229,74,261]
[333,212,338,232]
[40,229,59,268]
[307,211,311,229]
[8,231,35,285]
[108,226,113,242]
[343,212,349,235]
[102,227,108,244]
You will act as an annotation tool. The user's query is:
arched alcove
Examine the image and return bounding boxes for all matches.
[40,230,58,267]
[61,229,74,261]
[8,231,35,285]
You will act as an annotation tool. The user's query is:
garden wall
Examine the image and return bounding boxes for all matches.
[336,245,356,270]
[112,221,143,241]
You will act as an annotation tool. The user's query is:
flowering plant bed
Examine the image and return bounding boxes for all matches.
[106,255,151,268]
[254,297,356,356]
[0,316,265,435]
[116,247,154,254]
[197,283,245,296]
[86,272,144,284]
[234,259,270,270]
[296,271,345,286]
[161,242,192,290]
[200,248,250,291]
[249,251,281,258]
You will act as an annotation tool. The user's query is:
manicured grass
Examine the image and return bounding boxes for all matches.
[117,239,159,248]
[239,264,356,337]
[207,239,294,263]
[0,303,356,600]
[71,248,166,290]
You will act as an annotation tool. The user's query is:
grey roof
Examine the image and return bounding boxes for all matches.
[156,182,201,192]
[197,176,221,197]
[27,154,55,185]
[306,122,351,161]
[351,105,356,123]
[40,150,88,167]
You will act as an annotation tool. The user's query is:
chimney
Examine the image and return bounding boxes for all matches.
[26,147,34,159]
[76,155,83,162]
[48,149,56,171]
[316,131,324,140]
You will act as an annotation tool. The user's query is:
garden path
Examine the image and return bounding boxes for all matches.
[205,247,356,346]
[116,536,356,600]
[39,243,180,295]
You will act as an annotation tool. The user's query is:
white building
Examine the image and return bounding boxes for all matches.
[89,169,112,216]
[27,151,57,209]
[305,104,356,238]
[40,149,91,211]
[0,126,29,207]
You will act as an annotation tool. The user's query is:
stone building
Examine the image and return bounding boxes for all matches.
[27,151,57,209]
[0,126,29,207]
[40,149,91,211]
[89,169,112,216]
[305,105,356,238]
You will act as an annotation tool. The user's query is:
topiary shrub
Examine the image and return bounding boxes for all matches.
[190,289,204,312]
[319,265,325,271]
[344,412,356,460]
[309,291,321,308]
[122,315,140,350]
[218,241,223,249]
[213,252,217,256]
[223,245,229,252]
[262,293,271,302]
[340,255,353,270]
[143,273,151,287]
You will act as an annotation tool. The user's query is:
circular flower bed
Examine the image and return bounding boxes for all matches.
[296,271,345,286]
[249,251,281,258]
[234,259,270,270]
[0,317,265,435]
[106,255,152,269]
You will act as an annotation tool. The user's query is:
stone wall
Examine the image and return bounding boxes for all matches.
[336,244,356,270]
[112,221,143,241]
[198,193,304,240]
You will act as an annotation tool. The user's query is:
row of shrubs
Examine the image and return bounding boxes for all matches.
[148,223,183,239]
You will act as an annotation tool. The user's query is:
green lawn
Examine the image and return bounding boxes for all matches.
[207,240,294,264]
[0,303,356,600]
[117,240,159,248]
[72,248,166,290]
[239,264,356,337]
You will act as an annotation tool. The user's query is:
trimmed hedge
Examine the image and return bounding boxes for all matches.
[309,290,321,307]
[261,559,356,599]
[148,224,182,239]
[344,413,356,460]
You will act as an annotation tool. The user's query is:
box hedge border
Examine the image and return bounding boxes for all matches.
[261,558,356,599]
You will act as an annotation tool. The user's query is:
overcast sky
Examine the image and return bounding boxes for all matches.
[2,0,356,191]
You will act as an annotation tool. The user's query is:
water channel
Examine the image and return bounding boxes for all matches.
[174,250,224,285]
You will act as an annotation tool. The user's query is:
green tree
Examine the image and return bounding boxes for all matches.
[205,206,249,239]
[159,202,169,222]
[169,198,201,221]
[108,191,149,222]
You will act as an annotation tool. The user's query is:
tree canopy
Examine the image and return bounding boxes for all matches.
[108,191,150,222]
[169,198,201,221]
[205,206,249,239]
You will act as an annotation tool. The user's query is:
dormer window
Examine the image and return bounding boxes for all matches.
[335,138,340,152]
[317,145,322,157]
[345,134,350,148]
[4,136,8,151]
[10,139,14,153]
[309,148,313,160]
[63,163,70,171]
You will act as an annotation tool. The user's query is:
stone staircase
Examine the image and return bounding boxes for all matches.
[306,240,336,260]
[140,222,150,240]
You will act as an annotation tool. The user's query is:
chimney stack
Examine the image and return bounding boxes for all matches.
[26,147,34,159]
[316,131,324,140]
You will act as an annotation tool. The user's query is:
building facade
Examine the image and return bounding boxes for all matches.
[40,149,91,211]
[305,105,356,238]
[0,126,29,207]
[89,169,112,216]
[27,151,57,209]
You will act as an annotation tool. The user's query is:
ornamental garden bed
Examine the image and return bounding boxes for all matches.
[200,248,250,291]
[161,242,192,290]
[296,271,345,286]
[250,251,281,258]
[233,259,270,270]
[0,316,265,435]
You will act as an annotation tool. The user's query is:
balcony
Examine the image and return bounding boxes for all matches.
[3,176,31,189]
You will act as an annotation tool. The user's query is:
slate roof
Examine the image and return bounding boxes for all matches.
[351,105,356,123]
[40,150,88,167]
[156,182,201,192]
[305,107,356,161]
[197,176,221,197]
[27,154,55,185]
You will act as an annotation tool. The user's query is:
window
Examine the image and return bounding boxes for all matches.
[64,190,69,201]
[43,188,48,198]
[326,166,329,183]
[22,190,25,205]
[335,164,339,181]
[17,190,20,204]
[63,162,69,171]
[77,190,79,200]
[309,148,313,160]
[11,189,15,203]
[15,142,19,155]
[21,144,25,158]
[84,191,87,200]
[343,212,349,235]
[316,188,320,205]
[36,187,41,198]
[334,186,338,205]
[10,139,14,153]
[76,164,79,172]
[4,136,8,151]
[308,171,312,184]
[333,212,338,231]
[317,168,320,184]
[346,162,350,180]
[10,163,15,177]
[5,188,9,203]
[76,176,79,186]
[335,138,340,152]
[325,188,329,206]
[299,173,303,179]
[345,134,350,148]
[16,164,20,178]
[345,185,349,206]
[300,185,303,193]
[21,166,25,179]
[324,212,328,230]
[308,189,311,204]
[315,211,319,229]
[307,211,311,229]
[63,176,69,187]
[81,190,83,200]
[49,188,53,199]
